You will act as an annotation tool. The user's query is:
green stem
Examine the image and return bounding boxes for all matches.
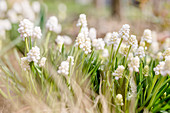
[45,32,51,55]
[112,38,123,69]
[124,45,131,67]
[125,71,132,113]
[25,37,29,53]
[109,44,114,65]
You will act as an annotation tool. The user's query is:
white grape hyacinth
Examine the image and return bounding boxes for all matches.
[18,19,34,40]
[128,35,138,49]
[111,32,121,50]
[32,1,41,13]
[63,35,72,45]
[104,32,112,45]
[46,16,62,34]
[156,52,163,60]
[76,14,87,27]
[102,49,109,58]
[80,26,89,38]
[141,29,152,44]
[58,61,69,75]
[110,32,119,44]
[119,44,129,56]
[115,94,124,106]
[162,48,170,60]
[92,38,105,50]
[21,57,30,71]
[128,56,140,72]
[89,28,97,40]
[75,33,85,48]
[136,46,145,58]
[128,52,134,61]
[75,33,92,54]
[27,46,40,63]
[32,26,42,40]
[112,65,125,80]
[160,57,170,76]
[154,61,165,75]
[118,24,130,41]
[67,56,74,66]
[55,35,65,52]
[39,57,47,67]
[83,38,92,54]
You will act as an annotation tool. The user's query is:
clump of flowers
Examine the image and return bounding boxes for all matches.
[141,29,152,44]
[160,57,170,76]
[27,46,40,63]
[112,65,125,80]
[39,57,47,67]
[58,56,74,75]
[46,16,62,34]
[154,61,165,75]
[18,19,34,40]
[89,28,97,40]
[128,35,138,49]
[75,14,92,54]
[18,19,42,41]
[162,48,170,60]
[57,61,69,75]
[128,56,140,72]
[119,44,129,56]
[76,14,87,27]
[102,49,109,58]
[92,38,105,50]
[32,26,42,40]
[136,46,145,58]
[115,94,124,106]
[20,46,46,70]
[118,24,130,41]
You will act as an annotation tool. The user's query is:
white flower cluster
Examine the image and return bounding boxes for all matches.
[58,61,69,75]
[46,16,62,34]
[118,24,130,41]
[75,14,92,54]
[55,35,73,46]
[89,28,97,40]
[18,19,34,40]
[119,44,129,56]
[20,46,46,70]
[110,32,120,50]
[0,0,41,24]
[92,38,105,50]
[0,0,7,16]
[112,65,125,80]
[154,61,165,75]
[58,56,74,75]
[161,57,170,76]
[141,29,152,44]
[18,19,42,41]
[104,32,112,45]
[32,26,42,40]
[135,46,145,58]
[154,56,170,76]
[102,49,109,58]
[128,35,138,49]
[162,48,170,60]
[39,57,47,67]
[27,46,40,63]
[128,56,140,72]
[115,94,124,106]
[76,14,87,27]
